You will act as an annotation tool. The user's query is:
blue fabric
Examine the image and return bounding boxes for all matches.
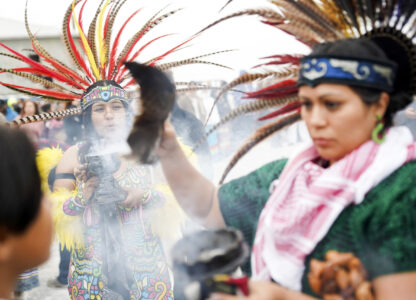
[57,244,71,284]
[298,56,397,92]
[15,269,39,292]
[6,107,18,121]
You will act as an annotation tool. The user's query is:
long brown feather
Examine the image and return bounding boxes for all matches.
[0,84,73,102]
[110,7,171,78]
[286,0,341,38]
[276,23,321,46]
[88,0,105,70]
[203,69,297,126]
[0,68,73,92]
[175,86,243,93]
[219,112,301,184]
[157,59,232,71]
[0,52,23,61]
[10,107,81,126]
[194,96,298,152]
[195,9,284,36]
[25,2,70,71]
[62,0,84,71]
[104,0,129,72]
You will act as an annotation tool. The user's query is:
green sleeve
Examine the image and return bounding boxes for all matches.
[355,161,416,279]
[218,159,287,275]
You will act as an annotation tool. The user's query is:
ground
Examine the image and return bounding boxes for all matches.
[25,240,69,300]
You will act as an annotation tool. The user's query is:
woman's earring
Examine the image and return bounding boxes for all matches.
[371,115,386,144]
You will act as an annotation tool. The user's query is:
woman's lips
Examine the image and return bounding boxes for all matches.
[313,138,331,147]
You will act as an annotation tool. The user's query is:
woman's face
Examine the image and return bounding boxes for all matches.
[11,196,53,272]
[91,99,127,139]
[299,83,387,164]
[23,101,36,116]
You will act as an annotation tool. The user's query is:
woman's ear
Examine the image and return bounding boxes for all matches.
[375,92,390,117]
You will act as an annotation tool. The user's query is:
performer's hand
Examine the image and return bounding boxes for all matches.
[207,281,289,300]
[74,164,98,202]
[156,121,181,159]
[119,186,149,208]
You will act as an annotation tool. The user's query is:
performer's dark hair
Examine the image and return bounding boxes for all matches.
[311,38,412,128]
[0,126,42,235]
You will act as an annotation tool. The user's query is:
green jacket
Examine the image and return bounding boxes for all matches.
[218,159,416,296]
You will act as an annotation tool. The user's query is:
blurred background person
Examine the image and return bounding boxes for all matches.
[0,126,53,300]
[15,99,45,146]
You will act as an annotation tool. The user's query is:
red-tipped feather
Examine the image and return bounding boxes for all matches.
[262,54,302,62]
[0,42,83,89]
[0,81,79,100]
[112,16,162,79]
[69,20,94,80]
[102,3,113,40]
[30,41,88,89]
[258,102,301,121]
[115,34,173,82]
[149,36,195,66]
[122,77,136,88]
[255,55,302,68]
[67,0,94,81]
[108,9,142,78]
[7,67,51,77]
[129,34,173,62]
[113,10,182,79]
[244,79,298,99]
[78,0,88,35]
[261,20,284,26]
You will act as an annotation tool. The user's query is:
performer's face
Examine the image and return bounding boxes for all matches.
[91,99,127,139]
[299,83,387,164]
[23,101,36,116]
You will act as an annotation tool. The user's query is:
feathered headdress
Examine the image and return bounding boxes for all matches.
[2,0,229,126]
[197,0,416,183]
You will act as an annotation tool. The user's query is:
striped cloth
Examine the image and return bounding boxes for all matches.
[15,268,39,292]
[251,126,416,291]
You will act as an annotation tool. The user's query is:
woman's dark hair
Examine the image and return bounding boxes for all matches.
[21,99,40,116]
[310,38,412,128]
[0,126,42,235]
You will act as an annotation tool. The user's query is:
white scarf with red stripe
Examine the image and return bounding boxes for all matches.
[251,126,416,291]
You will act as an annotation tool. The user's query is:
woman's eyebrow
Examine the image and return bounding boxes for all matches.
[299,95,310,101]
[318,93,343,100]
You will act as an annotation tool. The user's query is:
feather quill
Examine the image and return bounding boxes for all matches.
[111,7,175,79]
[10,107,81,126]
[72,0,101,80]
[219,113,301,184]
[194,96,298,152]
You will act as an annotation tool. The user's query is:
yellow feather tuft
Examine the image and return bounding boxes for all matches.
[72,0,101,80]
[98,0,111,69]
[36,147,64,194]
[51,188,84,251]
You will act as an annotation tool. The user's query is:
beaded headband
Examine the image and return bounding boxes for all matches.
[82,84,128,110]
[298,56,397,92]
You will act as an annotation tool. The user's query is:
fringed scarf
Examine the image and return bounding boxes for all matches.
[251,126,416,291]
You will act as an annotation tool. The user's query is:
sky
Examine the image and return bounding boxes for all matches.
[0,0,310,81]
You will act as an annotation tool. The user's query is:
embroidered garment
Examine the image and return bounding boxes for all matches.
[252,126,416,291]
[64,165,173,300]
[15,269,39,292]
